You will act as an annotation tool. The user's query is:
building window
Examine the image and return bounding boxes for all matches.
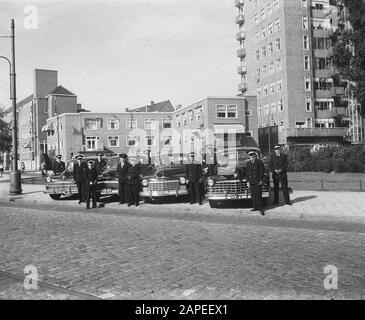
[126,135,138,146]
[302,0,307,8]
[315,57,332,70]
[262,64,268,77]
[85,136,99,150]
[144,118,155,130]
[302,15,309,29]
[295,121,306,128]
[107,136,119,147]
[279,120,284,131]
[261,27,266,40]
[303,35,309,50]
[216,105,237,118]
[126,118,137,129]
[276,80,283,92]
[256,68,261,81]
[270,102,276,113]
[182,112,187,126]
[263,85,268,97]
[255,49,260,61]
[306,97,312,112]
[84,118,97,130]
[262,45,267,57]
[268,42,274,55]
[278,99,283,112]
[267,2,272,15]
[255,13,259,24]
[258,105,262,117]
[304,55,310,70]
[162,136,172,146]
[255,32,260,43]
[246,109,252,117]
[275,37,281,51]
[314,77,333,90]
[146,135,156,147]
[163,119,172,128]
[274,18,280,32]
[261,8,265,21]
[269,61,275,74]
[276,57,282,71]
[267,23,273,36]
[257,87,262,98]
[188,110,194,123]
[314,99,334,111]
[305,76,311,91]
[270,82,275,94]
[273,0,279,10]
[107,118,119,130]
[264,104,269,115]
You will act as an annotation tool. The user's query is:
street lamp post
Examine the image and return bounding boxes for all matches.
[1,19,21,194]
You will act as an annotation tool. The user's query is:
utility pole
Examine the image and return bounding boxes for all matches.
[9,19,21,194]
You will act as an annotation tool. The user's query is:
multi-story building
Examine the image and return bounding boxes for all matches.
[44,96,258,162]
[236,0,354,148]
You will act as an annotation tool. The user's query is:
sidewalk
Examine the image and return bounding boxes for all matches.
[1,182,365,222]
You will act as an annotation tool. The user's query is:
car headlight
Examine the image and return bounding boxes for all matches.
[207,178,215,187]
[179,177,186,184]
[46,176,52,183]
[142,178,149,187]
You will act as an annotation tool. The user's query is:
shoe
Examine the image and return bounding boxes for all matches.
[286,201,292,206]
[251,208,258,212]
[78,201,81,205]
[199,202,203,205]
[260,209,265,216]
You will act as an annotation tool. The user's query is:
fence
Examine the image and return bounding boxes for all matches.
[286,179,365,192]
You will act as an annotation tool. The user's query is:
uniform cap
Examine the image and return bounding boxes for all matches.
[247,150,257,156]
[119,153,128,159]
[273,145,281,150]
[75,154,83,159]
[96,152,104,156]
[87,159,94,164]
[56,154,62,159]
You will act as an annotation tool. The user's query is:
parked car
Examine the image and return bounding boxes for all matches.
[205,147,270,208]
[44,156,104,200]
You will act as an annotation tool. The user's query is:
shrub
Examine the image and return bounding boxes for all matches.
[302,158,318,171]
[346,159,363,172]
[333,158,346,172]
[316,159,333,172]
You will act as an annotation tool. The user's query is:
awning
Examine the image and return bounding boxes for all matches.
[214,124,245,133]
[41,123,54,132]
[23,142,31,149]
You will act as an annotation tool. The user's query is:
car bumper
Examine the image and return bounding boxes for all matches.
[140,189,188,198]
[44,185,78,195]
[207,191,270,200]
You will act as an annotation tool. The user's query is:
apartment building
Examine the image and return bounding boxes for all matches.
[44,96,257,161]
[235,0,352,148]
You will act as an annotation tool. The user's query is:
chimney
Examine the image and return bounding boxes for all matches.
[150,101,154,105]
[176,104,182,110]
[126,107,129,112]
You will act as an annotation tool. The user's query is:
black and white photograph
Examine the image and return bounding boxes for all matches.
[0,0,364,308]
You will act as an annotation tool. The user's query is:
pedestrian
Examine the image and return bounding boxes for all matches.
[53,154,65,176]
[0,161,3,177]
[40,160,47,177]
[126,156,141,207]
[269,145,291,205]
[246,150,265,216]
[185,152,203,205]
[73,154,86,204]
[94,152,106,175]
[21,161,25,173]
[117,153,130,204]
[84,159,98,209]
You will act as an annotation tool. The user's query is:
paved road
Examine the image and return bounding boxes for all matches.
[0,203,364,300]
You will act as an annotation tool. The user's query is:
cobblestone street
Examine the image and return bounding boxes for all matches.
[0,201,364,300]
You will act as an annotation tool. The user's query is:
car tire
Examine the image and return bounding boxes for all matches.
[49,194,61,200]
[209,200,219,208]
[143,197,152,204]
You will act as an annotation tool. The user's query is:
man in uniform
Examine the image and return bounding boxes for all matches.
[185,153,203,205]
[73,154,86,204]
[269,145,291,205]
[246,150,265,216]
[117,153,130,205]
[84,159,99,209]
[94,152,106,175]
[126,156,142,207]
[53,154,65,176]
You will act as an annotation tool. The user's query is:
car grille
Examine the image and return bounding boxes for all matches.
[148,180,180,191]
[209,180,248,194]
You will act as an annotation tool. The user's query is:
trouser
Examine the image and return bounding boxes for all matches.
[251,184,263,210]
[85,183,97,209]
[118,183,128,204]
[76,181,85,202]
[127,184,140,206]
[189,181,203,204]
[273,177,290,203]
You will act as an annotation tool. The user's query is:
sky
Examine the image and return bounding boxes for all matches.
[0,0,240,112]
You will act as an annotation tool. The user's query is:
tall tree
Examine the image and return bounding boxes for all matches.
[0,108,12,152]
[331,0,365,114]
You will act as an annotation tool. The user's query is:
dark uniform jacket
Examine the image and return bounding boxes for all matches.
[73,161,86,182]
[269,153,288,180]
[126,163,142,185]
[117,162,131,184]
[94,158,106,175]
[53,161,65,175]
[186,162,203,183]
[246,158,265,185]
[84,167,98,184]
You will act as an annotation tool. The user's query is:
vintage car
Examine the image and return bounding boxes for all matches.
[140,154,190,203]
[205,147,270,208]
[44,156,105,200]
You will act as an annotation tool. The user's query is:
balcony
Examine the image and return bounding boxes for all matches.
[315,87,345,98]
[237,65,247,75]
[238,82,248,93]
[314,67,335,77]
[314,47,333,57]
[236,14,245,25]
[235,0,244,8]
[316,107,347,119]
[287,127,348,138]
[312,9,331,19]
[313,28,333,38]
[236,47,246,58]
[236,30,246,41]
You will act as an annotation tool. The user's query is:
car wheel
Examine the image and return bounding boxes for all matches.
[49,194,61,200]
[209,200,219,208]
[143,197,152,204]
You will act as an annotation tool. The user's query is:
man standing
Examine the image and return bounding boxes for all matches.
[247,150,265,216]
[126,156,141,207]
[269,145,291,205]
[84,160,98,209]
[53,154,65,176]
[73,154,86,204]
[117,153,130,205]
[186,153,203,205]
[94,152,106,175]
